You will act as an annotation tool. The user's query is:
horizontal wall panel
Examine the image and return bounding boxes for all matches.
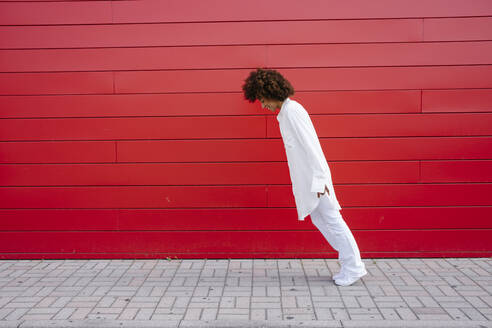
[115,66,492,94]
[112,0,492,23]
[0,186,268,209]
[0,231,340,253]
[294,90,420,115]
[0,161,419,186]
[1,184,491,209]
[0,116,266,141]
[267,113,492,138]
[1,17,488,50]
[421,160,492,182]
[0,163,291,186]
[2,251,490,260]
[276,66,492,92]
[0,90,420,119]
[118,137,492,163]
[4,42,492,73]
[0,45,267,72]
[423,89,492,113]
[268,41,492,68]
[0,230,489,255]
[1,207,490,231]
[309,137,492,161]
[117,139,286,163]
[340,207,492,230]
[0,72,113,96]
[0,141,115,164]
[3,66,491,96]
[115,68,238,93]
[2,137,490,164]
[0,19,422,49]
[0,93,256,118]
[330,161,419,184]
[424,17,492,41]
[0,1,112,25]
[3,113,491,141]
[267,184,492,207]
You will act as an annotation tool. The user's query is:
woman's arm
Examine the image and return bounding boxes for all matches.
[284,106,331,195]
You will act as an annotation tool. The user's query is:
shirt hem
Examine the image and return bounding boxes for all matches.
[298,197,321,221]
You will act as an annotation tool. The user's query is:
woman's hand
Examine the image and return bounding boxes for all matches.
[317,185,330,198]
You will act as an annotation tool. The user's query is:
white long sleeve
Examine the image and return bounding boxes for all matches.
[283,105,331,194]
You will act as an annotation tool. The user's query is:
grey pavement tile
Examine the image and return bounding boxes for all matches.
[180,320,342,327]
[0,321,22,328]
[341,321,492,327]
[19,320,181,327]
[0,258,490,327]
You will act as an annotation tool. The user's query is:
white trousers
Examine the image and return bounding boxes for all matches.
[310,193,366,276]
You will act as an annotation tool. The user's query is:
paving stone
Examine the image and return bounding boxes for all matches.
[0,258,490,327]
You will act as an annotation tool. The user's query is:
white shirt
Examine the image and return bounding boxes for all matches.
[277,97,342,221]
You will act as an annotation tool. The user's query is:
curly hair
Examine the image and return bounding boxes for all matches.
[242,68,295,103]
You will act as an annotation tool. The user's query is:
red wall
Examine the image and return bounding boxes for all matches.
[1,0,491,259]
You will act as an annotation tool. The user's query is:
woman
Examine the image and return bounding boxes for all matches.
[242,68,367,286]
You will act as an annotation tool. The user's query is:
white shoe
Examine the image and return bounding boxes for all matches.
[332,270,345,280]
[334,268,367,286]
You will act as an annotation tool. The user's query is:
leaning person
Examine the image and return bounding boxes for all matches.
[242,68,367,286]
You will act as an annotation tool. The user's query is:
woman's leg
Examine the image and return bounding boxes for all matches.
[310,195,366,278]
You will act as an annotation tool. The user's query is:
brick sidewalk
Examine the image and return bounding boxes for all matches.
[0,258,490,327]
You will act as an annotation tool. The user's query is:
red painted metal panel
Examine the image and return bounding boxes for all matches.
[1,184,491,209]
[0,1,490,259]
[329,161,419,184]
[0,20,422,49]
[0,163,292,186]
[0,91,420,119]
[2,113,491,141]
[423,89,492,113]
[1,207,491,231]
[117,139,286,163]
[2,251,490,260]
[424,17,492,41]
[0,1,112,25]
[0,46,267,72]
[5,0,489,26]
[267,184,492,207]
[4,42,492,72]
[293,91,421,115]
[0,161,419,186]
[0,141,115,163]
[117,137,492,162]
[112,0,492,23]
[1,17,490,50]
[0,93,260,118]
[115,69,245,94]
[267,113,492,138]
[2,66,491,96]
[276,66,492,91]
[1,137,491,165]
[421,160,492,182]
[0,186,268,209]
[268,42,492,68]
[0,116,266,141]
[0,230,490,259]
[115,66,492,94]
[0,72,113,95]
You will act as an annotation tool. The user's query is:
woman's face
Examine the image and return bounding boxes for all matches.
[259,97,279,112]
